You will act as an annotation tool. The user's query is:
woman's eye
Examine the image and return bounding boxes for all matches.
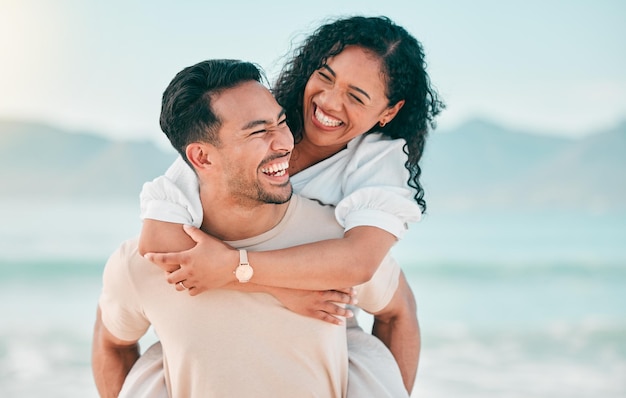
[278,118,288,126]
[349,93,365,105]
[318,71,332,82]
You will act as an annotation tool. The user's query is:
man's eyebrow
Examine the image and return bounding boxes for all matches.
[322,64,371,100]
[241,108,287,130]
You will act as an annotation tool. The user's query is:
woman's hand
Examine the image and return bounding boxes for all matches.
[138,219,196,273]
[266,286,358,325]
[144,225,238,296]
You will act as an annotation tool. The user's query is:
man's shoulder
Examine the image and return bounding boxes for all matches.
[277,195,343,240]
[289,194,337,221]
[106,238,143,268]
[117,237,140,257]
[292,193,335,210]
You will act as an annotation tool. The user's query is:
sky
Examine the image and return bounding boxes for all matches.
[1,0,625,146]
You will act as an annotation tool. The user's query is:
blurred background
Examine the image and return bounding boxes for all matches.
[1,1,625,397]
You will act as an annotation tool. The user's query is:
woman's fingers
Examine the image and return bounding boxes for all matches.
[144,251,188,271]
[182,224,207,243]
[167,267,193,284]
[315,305,354,325]
[319,289,358,305]
[311,291,357,325]
[334,287,357,296]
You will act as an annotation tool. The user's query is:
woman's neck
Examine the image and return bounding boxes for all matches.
[289,137,346,175]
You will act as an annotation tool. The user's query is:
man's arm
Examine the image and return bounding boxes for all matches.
[371,271,420,394]
[92,306,140,398]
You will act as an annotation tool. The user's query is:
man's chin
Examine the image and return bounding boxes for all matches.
[259,186,293,205]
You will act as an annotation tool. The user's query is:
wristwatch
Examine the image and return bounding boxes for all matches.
[234,249,254,283]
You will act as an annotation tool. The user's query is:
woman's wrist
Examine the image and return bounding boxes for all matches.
[233,249,254,283]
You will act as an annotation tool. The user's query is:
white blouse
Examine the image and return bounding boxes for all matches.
[140,132,421,239]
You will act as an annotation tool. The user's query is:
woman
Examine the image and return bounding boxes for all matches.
[136,15,443,396]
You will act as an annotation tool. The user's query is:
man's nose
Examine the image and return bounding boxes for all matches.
[271,125,294,152]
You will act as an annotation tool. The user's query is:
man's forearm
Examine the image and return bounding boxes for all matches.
[92,345,140,397]
[372,310,420,393]
[92,308,141,397]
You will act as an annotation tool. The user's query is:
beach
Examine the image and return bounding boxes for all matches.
[1,199,625,397]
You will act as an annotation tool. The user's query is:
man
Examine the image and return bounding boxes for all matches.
[92,59,417,397]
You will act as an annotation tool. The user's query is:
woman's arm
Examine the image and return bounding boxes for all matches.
[140,137,412,293]
[144,224,397,292]
[138,219,195,270]
[225,283,357,325]
[253,225,397,288]
[139,219,359,324]
[137,155,204,265]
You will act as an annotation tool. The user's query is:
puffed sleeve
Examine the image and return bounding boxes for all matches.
[139,156,203,227]
[335,134,422,239]
[99,240,151,342]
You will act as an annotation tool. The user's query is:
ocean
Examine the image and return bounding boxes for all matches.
[1,199,625,397]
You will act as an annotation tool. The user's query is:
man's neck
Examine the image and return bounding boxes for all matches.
[199,195,290,242]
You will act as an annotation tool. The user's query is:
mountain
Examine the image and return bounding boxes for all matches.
[511,123,626,212]
[420,118,626,212]
[1,118,625,212]
[0,120,177,198]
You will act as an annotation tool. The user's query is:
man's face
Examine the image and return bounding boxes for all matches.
[210,81,294,206]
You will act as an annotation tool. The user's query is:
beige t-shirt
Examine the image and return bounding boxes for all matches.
[99,195,400,398]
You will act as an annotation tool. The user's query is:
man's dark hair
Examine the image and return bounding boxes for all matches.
[160,59,265,163]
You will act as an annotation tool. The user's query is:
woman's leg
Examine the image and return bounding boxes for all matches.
[346,315,409,398]
[118,341,168,398]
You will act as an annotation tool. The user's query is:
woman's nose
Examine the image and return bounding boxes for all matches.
[317,86,342,112]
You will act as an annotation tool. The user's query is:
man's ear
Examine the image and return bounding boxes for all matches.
[185,143,213,170]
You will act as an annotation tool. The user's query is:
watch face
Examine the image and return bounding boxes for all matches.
[236,264,253,282]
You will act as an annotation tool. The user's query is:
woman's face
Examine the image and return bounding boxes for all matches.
[302,45,403,150]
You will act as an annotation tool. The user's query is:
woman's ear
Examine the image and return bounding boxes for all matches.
[380,99,405,125]
[185,143,213,170]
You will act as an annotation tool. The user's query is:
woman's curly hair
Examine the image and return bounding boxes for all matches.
[273,16,445,213]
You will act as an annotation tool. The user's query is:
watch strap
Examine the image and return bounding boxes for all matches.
[239,249,249,265]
